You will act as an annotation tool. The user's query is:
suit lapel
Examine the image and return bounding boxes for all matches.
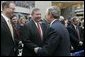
[30,20,38,35]
[40,23,45,37]
[40,22,49,41]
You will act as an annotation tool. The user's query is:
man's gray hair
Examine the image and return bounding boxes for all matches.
[71,16,79,22]
[47,6,61,19]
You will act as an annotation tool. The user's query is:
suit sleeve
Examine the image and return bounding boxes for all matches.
[37,27,60,56]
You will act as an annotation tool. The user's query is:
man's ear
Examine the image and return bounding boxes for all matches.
[50,13,53,18]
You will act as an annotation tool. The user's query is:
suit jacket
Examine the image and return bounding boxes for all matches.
[37,20,71,56]
[67,23,81,50]
[21,20,51,56]
[1,15,18,56]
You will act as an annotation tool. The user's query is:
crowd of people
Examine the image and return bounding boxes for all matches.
[1,1,84,56]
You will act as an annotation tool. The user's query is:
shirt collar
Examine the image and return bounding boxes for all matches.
[50,19,57,27]
[73,24,77,29]
[33,20,39,28]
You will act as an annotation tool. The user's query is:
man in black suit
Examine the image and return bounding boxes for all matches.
[1,1,18,56]
[20,8,59,56]
[67,16,83,51]
[35,6,71,56]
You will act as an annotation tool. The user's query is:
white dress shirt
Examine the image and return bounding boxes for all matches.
[1,13,14,41]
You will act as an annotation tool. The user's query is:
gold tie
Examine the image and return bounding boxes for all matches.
[8,20,14,41]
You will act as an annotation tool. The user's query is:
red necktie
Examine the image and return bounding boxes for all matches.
[37,23,41,34]
[37,23,43,40]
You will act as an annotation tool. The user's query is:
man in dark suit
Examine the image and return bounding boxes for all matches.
[20,8,45,56]
[67,16,83,51]
[20,8,59,56]
[35,6,71,56]
[1,1,18,56]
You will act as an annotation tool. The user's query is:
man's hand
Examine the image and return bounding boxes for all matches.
[34,47,42,53]
[71,46,74,50]
[79,41,83,46]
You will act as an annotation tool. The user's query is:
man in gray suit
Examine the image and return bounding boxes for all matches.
[35,6,71,56]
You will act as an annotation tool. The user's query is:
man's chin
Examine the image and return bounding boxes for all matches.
[10,15,13,19]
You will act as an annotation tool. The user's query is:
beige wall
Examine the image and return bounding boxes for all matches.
[35,1,51,19]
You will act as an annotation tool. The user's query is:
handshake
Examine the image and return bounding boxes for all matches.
[34,47,42,53]
[79,41,83,46]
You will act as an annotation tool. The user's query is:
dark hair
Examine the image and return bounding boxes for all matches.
[31,8,40,15]
[2,1,14,10]
[11,15,17,19]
